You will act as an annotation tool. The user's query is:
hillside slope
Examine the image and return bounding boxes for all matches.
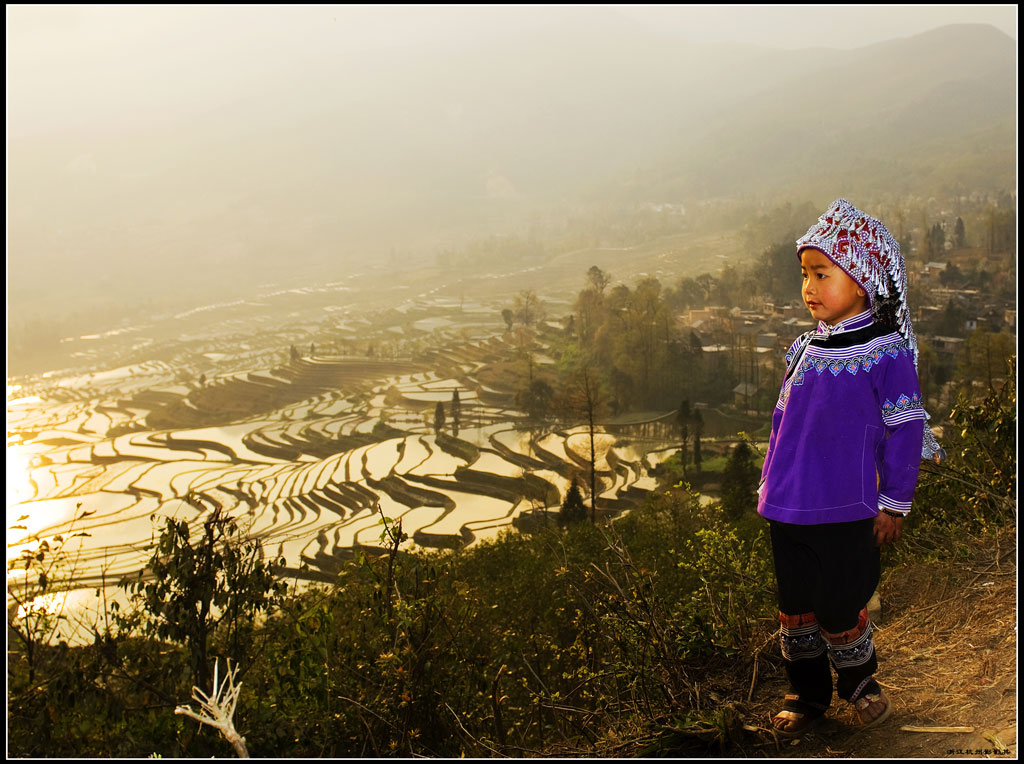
[605,524,1017,758]
[750,526,1016,758]
[627,24,1016,203]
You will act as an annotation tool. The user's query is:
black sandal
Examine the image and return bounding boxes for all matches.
[771,694,829,737]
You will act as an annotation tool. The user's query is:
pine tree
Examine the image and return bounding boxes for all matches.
[559,482,587,525]
[451,389,462,435]
[721,441,759,520]
[692,408,704,474]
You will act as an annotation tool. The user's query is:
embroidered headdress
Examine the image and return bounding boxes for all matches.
[796,198,944,462]
[796,198,910,340]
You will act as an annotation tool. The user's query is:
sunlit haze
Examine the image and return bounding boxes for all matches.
[7,3,1017,340]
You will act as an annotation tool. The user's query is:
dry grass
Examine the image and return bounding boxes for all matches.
[585,524,1017,759]
[740,525,1017,759]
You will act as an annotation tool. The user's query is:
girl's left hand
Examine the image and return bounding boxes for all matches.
[873,512,904,547]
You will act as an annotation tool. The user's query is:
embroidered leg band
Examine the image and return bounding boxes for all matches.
[779,611,826,661]
[779,611,832,705]
[821,608,873,669]
[821,608,879,701]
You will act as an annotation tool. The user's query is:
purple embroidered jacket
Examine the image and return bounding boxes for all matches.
[757,310,925,525]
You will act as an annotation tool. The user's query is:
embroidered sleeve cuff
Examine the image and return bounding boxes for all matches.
[881,393,926,426]
[878,494,911,515]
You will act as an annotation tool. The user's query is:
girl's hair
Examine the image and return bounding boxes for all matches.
[872,293,900,332]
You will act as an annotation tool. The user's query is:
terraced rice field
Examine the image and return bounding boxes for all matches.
[8,305,676,642]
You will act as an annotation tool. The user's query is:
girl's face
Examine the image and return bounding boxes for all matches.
[800,247,869,326]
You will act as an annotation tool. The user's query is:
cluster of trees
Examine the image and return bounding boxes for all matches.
[982,206,1016,255]
[556,245,799,415]
[496,251,796,435]
[924,220,958,259]
[954,330,1016,396]
[675,400,704,478]
[881,192,1015,264]
[501,289,546,332]
[667,239,801,313]
[565,269,720,413]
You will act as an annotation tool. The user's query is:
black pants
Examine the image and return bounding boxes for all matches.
[769,518,881,704]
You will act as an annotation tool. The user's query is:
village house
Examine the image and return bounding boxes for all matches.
[732,381,759,410]
[930,336,965,362]
[781,317,815,334]
[918,261,948,287]
[687,306,729,324]
[779,303,809,320]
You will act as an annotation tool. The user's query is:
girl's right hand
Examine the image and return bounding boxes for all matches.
[873,512,903,547]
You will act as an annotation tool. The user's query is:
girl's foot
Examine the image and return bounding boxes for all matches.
[771,694,828,737]
[853,689,892,727]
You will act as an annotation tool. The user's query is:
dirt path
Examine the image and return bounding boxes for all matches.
[741,526,1017,759]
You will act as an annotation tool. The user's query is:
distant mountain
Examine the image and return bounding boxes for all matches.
[621,23,1015,203]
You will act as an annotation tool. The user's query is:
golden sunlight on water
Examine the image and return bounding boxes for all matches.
[13,589,70,621]
[7,447,34,537]
[7,447,40,590]
[7,383,43,410]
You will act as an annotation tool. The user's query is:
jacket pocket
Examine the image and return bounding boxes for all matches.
[862,424,882,507]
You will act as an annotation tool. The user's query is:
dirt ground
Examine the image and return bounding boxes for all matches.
[735,525,1017,759]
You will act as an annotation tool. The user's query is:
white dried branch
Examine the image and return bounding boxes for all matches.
[174,659,249,758]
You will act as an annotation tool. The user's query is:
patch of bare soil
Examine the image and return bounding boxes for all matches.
[737,525,1016,759]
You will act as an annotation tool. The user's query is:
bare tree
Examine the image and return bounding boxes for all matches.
[692,408,704,475]
[676,399,691,478]
[513,290,545,327]
[564,354,609,522]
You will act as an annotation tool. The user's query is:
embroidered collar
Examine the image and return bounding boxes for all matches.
[816,309,873,338]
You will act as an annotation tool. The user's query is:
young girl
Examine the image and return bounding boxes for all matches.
[757,199,943,735]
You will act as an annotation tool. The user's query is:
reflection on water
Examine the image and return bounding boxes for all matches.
[6,293,683,644]
[7,446,35,517]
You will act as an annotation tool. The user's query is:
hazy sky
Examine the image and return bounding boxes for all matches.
[6,4,1017,325]
[6,4,1017,138]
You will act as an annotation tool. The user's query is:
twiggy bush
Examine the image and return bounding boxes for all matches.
[7,509,90,687]
[675,511,774,657]
[914,356,1015,537]
[503,486,772,751]
[560,524,698,722]
[242,511,490,757]
[124,507,285,690]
